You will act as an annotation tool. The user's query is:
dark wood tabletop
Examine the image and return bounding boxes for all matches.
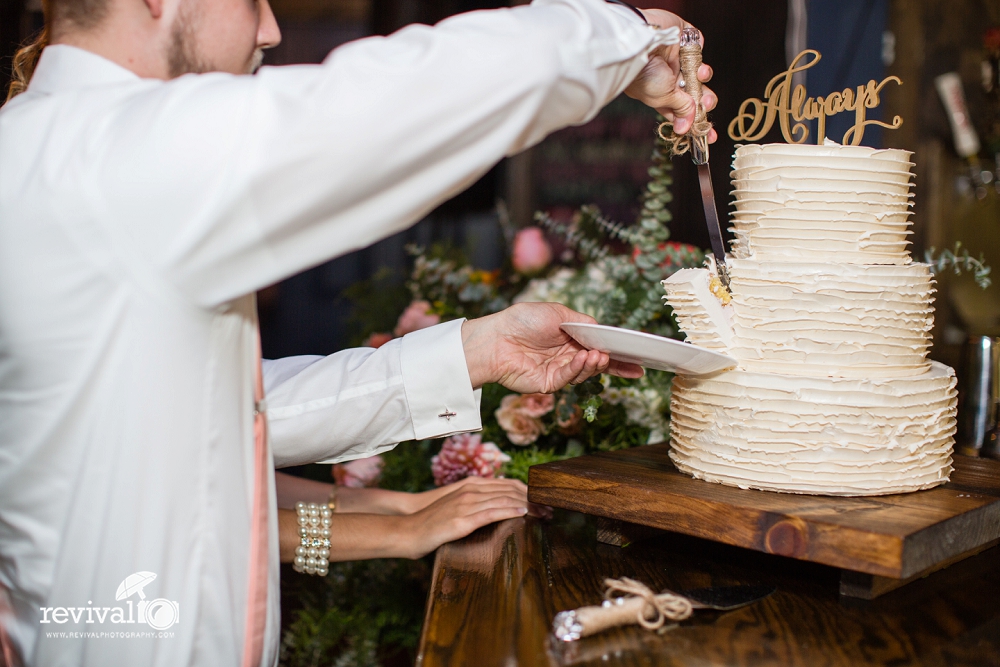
[417,510,1000,667]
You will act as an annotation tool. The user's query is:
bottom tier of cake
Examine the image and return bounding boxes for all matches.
[669,361,958,496]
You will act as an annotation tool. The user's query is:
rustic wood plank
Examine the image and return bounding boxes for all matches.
[595,517,662,547]
[840,537,1000,598]
[527,446,1000,579]
[418,512,1000,667]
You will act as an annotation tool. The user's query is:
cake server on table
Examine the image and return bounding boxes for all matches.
[0,0,717,665]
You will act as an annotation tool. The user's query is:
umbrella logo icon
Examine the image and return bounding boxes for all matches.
[115,571,180,630]
[115,572,157,601]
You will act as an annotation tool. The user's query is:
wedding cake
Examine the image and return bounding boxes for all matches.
[662,141,958,496]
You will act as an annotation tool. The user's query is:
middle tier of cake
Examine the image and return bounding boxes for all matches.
[727,259,935,378]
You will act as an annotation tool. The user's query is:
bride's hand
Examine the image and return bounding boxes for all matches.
[461,303,643,393]
[399,477,533,558]
[403,476,550,516]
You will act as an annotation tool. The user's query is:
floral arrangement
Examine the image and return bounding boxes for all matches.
[279,125,704,667]
[337,127,703,496]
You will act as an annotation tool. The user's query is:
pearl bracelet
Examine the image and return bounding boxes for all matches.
[292,501,331,576]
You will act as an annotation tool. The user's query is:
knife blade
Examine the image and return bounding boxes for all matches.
[678,27,730,288]
[679,584,776,611]
[696,161,728,286]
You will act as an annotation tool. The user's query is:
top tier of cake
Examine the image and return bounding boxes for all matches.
[730,142,915,265]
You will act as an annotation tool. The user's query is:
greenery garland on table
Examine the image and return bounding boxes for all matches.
[279,125,703,666]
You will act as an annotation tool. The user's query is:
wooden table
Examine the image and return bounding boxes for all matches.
[417,511,1000,666]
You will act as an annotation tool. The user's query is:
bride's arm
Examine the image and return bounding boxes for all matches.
[275,469,414,514]
[278,476,530,562]
[275,467,533,515]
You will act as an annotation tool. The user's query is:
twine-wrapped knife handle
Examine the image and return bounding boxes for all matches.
[658,26,711,164]
[552,577,693,642]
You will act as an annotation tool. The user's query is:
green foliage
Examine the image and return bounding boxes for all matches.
[532,124,703,337]
[341,268,412,346]
[925,242,992,289]
[279,557,430,667]
[378,440,437,494]
[282,117,687,667]
[406,244,510,319]
[502,446,573,483]
[479,382,515,445]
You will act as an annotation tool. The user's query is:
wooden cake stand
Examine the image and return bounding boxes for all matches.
[527,444,1000,599]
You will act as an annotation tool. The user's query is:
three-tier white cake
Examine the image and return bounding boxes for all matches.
[662,141,958,496]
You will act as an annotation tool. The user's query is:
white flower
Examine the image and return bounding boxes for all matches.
[601,376,671,444]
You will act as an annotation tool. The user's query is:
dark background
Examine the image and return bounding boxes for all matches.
[4,0,997,358]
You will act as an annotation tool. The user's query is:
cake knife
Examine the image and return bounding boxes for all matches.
[677,27,730,288]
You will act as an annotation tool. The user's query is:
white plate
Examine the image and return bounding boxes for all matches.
[560,323,738,375]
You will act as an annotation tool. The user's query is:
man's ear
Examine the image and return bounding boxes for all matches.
[144,0,164,20]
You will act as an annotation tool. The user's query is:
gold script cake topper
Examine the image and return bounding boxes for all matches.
[727,50,903,146]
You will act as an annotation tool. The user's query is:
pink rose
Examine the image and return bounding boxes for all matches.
[512,227,553,275]
[431,433,510,487]
[363,332,394,349]
[394,300,441,337]
[519,393,555,418]
[332,455,384,488]
[495,394,549,446]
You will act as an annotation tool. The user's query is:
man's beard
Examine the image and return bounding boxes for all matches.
[247,48,264,74]
[167,0,264,77]
[167,0,211,78]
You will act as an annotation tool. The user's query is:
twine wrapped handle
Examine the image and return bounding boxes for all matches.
[552,577,694,642]
[658,26,712,162]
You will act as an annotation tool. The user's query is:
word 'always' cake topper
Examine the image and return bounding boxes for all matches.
[727,50,903,146]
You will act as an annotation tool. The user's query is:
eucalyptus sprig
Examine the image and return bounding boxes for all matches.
[925,242,992,289]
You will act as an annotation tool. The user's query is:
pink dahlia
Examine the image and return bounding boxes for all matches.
[431,433,510,487]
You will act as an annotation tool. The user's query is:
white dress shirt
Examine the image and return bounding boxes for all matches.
[262,320,483,467]
[0,0,676,663]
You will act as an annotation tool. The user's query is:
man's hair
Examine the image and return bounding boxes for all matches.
[5,0,108,102]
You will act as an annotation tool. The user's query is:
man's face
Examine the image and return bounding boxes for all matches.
[167,0,280,77]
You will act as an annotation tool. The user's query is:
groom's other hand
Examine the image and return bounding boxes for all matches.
[461,302,644,393]
[626,10,717,142]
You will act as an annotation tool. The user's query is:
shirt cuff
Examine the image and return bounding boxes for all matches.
[400,319,483,440]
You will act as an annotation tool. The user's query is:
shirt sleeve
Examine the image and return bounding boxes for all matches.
[262,319,482,467]
[92,0,678,307]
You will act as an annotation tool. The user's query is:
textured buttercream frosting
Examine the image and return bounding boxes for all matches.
[727,259,935,378]
[664,141,956,496]
[668,362,957,495]
[661,268,734,351]
[729,142,915,265]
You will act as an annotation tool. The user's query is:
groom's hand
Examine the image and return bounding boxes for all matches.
[461,303,644,393]
[625,10,717,141]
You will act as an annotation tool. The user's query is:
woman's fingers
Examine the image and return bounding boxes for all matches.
[449,476,528,496]
[466,506,530,527]
[698,63,713,83]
